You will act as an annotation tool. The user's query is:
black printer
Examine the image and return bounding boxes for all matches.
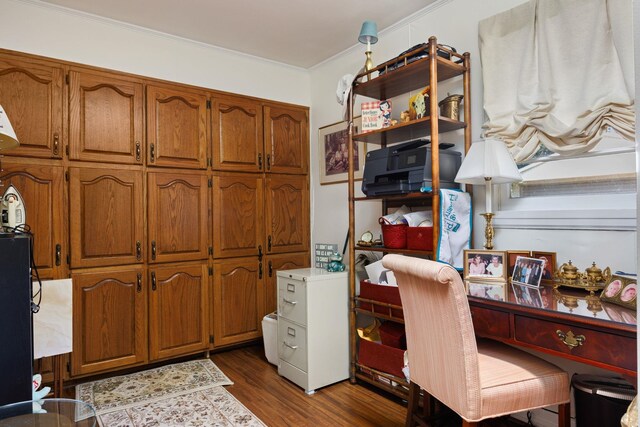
[361,139,461,196]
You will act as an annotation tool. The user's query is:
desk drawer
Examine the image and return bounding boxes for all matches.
[278,318,307,371]
[470,306,510,339]
[514,316,637,371]
[278,279,307,325]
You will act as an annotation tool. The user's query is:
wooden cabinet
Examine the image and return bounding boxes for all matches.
[148,262,209,360]
[71,267,147,375]
[69,166,144,268]
[264,252,309,317]
[147,171,209,263]
[263,104,308,174]
[212,96,263,172]
[146,85,208,169]
[212,257,263,347]
[68,69,144,164]
[0,54,64,159]
[265,174,309,254]
[0,160,66,279]
[212,172,263,259]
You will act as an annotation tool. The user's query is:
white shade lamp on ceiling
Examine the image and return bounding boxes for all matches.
[454,138,522,250]
[358,20,378,79]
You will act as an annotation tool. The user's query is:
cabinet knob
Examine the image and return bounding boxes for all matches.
[136,241,142,260]
[53,133,60,156]
[151,272,157,291]
[55,244,61,266]
[150,143,155,163]
[136,273,142,293]
[258,245,263,260]
[268,261,273,277]
[151,240,156,260]
[266,154,271,170]
[258,153,263,170]
[135,141,141,162]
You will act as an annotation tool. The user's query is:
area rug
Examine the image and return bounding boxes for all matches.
[75,359,265,426]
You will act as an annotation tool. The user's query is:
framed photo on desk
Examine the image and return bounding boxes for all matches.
[511,256,544,287]
[463,249,507,281]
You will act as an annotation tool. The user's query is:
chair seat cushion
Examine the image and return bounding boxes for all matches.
[474,339,570,421]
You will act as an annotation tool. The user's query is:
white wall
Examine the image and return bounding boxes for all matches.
[1,0,310,105]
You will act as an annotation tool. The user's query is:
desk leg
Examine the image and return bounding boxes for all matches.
[53,355,64,398]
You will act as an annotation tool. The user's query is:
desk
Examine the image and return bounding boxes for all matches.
[467,282,637,378]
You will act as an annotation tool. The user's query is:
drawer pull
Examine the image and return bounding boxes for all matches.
[283,298,297,305]
[556,330,586,350]
[284,342,298,350]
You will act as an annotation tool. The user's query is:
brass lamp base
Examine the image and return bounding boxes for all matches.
[364,51,373,80]
[480,212,494,250]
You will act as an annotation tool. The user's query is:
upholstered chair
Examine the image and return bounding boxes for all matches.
[382,254,570,427]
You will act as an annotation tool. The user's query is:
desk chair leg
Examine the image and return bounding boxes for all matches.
[558,402,570,427]
[406,381,420,427]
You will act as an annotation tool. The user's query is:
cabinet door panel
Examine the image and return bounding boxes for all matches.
[71,267,147,375]
[69,70,144,164]
[148,171,209,263]
[264,105,308,174]
[212,173,263,258]
[0,55,63,158]
[69,167,144,268]
[212,96,262,172]
[0,162,65,279]
[149,262,209,360]
[212,258,263,347]
[265,174,309,254]
[264,252,309,317]
[147,85,207,169]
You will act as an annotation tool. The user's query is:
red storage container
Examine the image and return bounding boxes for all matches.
[406,226,433,250]
[379,321,406,349]
[358,280,404,319]
[379,218,407,249]
[358,339,405,379]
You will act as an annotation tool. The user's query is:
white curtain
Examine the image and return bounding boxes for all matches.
[479,0,634,163]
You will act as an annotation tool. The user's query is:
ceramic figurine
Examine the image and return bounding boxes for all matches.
[326,251,346,272]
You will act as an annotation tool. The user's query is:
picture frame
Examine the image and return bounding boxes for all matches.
[466,281,507,302]
[511,256,545,287]
[318,117,366,185]
[531,251,556,283]
[600,274,637,310]
[463,249,507,281]
[511,283,544,308]
[506,251,531,277]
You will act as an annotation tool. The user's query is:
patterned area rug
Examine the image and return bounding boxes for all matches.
[76,359,265,426]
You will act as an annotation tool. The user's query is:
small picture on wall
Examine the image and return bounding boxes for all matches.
[318,117,366,185]
[511,256,545,287]
[506,251,530,277]
[463,250,507,281]
[532,251,556,283]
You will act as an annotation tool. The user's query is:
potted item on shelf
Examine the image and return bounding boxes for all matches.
[439,93,463,121]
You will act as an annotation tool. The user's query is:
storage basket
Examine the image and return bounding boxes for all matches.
[379,218,407,249]
[406,226,433,251]
[358,339,405,379]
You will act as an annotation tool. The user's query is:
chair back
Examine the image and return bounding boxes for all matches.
[382,255,481,417]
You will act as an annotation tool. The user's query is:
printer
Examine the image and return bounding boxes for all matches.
[362,139,461,196]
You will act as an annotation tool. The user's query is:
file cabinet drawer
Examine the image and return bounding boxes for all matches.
[278,278,307,325]
[278,318,307,371]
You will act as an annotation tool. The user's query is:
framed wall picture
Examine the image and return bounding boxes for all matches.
[532,251,556,283]
[318,117,365,185]
[463,249,507,281]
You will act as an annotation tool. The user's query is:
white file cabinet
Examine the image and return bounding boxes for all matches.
[277,268,349,394]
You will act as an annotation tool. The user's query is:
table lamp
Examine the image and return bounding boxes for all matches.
[0,105,19,150]
[454,138,522,249]
[358,21,378,78]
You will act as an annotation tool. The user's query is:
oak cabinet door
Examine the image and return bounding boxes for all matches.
[147,171,209,263]
[68,70,144,164]
[212,258,263,347]
[0,54,63,159]
[212,173,263,259]
[146,85,208,169]
[263,105,308,174]
[212,96,263,172]
[71,267,147,375]
[265,174,309,254]
[0,161,66,279]
[149,262,209,360]
[264,252,309,317]
[69,167,144,268]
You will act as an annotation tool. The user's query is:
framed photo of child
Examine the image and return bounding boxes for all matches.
[601,274,637,310]
[463,249,507,281]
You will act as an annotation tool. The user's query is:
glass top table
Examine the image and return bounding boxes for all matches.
[0,398,96,427]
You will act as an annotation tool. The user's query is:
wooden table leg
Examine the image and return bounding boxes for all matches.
[53,354,63,398]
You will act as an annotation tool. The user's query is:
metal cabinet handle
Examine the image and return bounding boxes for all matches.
[268,235,272,252]
[136,241,142,260]
[150,143,155,163]
[555,330,586,350]
[136,273,142,293]
[53,133,60,156]
[283,342,298,350]
[135,141,141,162]
[258,245,263,260]
[258,153,263,170]
[151,272,157,291]
[151,241,156,260]
[268,261,273,277]
[259,262,263,279]
[55,244,61,266]
[266,154,271,170]
[283,298,297,305]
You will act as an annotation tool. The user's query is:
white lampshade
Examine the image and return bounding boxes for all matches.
[455,138,522,185]
[0,105,19,150]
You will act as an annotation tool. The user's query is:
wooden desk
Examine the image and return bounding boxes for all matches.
[467,282,637,378]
